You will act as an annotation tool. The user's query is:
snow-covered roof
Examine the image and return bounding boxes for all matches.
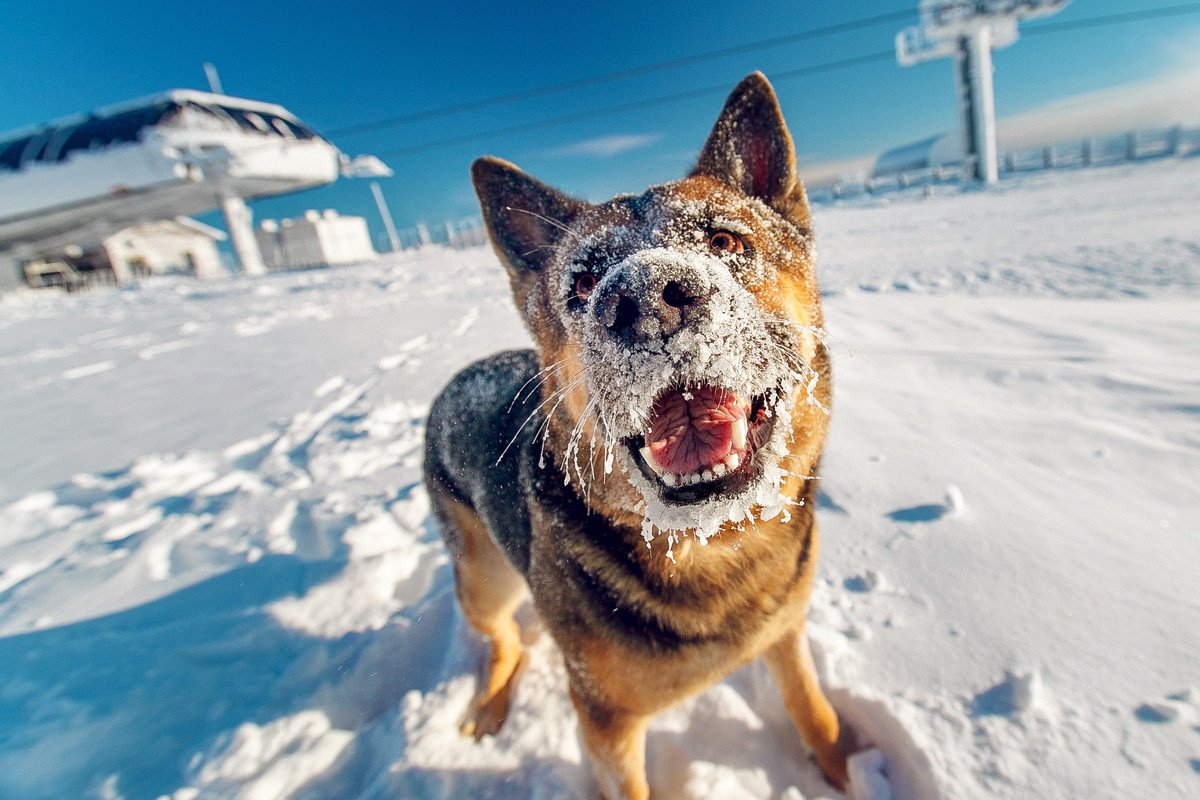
[117,216,227,242]
[0,90,320,174]
[75,217,228,250]
[167,216,227,241]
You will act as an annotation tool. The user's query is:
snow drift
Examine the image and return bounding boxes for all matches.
[1,159,1198,799]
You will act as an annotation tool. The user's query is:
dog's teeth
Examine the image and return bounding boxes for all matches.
[640,446,664,476]
[663,473,679,487]
[701,469,714,483]
[712,463,727,478]
[687,473,700,486]
[731,417,747,450]
[725,452,740,471]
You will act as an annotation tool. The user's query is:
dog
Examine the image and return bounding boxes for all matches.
[424,72,847,799]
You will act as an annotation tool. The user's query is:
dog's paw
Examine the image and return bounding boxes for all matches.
[459,651,529,740]
[460,690,511,740]
[816,748,850,793]
[814,713,866,792]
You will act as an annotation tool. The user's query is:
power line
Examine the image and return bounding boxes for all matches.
[373,51,895,159]
[1023,1,1200,36]
[326,6,918,138]
[365,2,1200,161]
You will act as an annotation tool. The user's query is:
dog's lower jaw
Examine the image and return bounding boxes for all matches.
[618,389,798,545]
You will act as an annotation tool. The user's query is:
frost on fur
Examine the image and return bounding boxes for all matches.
[533,193,828,545]
[472,86,827,552]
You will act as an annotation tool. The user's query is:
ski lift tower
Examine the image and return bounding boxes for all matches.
[896,0,1070,185]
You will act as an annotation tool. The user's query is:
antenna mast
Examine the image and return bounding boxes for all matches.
[203,63,224,95]
[896,1,1071,185]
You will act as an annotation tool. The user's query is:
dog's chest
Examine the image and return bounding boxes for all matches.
[526,457,817,655]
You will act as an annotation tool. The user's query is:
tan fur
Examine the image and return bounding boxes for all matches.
[433,73,850,798]
[434,485,529,738]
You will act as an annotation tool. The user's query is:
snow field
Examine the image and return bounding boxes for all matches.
[0,158,1198,799]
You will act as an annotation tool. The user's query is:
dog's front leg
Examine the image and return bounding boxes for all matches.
[763,625,849,789]
[570,687,651,800]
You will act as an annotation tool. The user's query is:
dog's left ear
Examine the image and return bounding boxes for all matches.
[692,72,810,228]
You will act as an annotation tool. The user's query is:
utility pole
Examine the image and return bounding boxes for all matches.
[370,181,401,253]
[203,63,224,95]
[896,1,1070,185]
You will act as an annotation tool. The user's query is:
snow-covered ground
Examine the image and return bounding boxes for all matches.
[1,158,1198,800]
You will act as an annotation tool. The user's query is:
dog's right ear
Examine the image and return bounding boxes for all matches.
[471,156,585,274]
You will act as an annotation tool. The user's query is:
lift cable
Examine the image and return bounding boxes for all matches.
[324,5,920,138]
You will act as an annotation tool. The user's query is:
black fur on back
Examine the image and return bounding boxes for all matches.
[424,349,542,573]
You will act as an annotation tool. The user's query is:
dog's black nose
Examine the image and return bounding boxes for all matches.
[595,269,711,340]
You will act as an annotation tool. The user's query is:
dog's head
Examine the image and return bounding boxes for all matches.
[473,73,829,540]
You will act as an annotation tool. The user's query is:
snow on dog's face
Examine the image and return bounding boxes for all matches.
[472,73,829,540]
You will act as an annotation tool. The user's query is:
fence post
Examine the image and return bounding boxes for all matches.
[1169,126,1182,156]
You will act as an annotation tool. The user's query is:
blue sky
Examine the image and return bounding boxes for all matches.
[2,0,1198,246]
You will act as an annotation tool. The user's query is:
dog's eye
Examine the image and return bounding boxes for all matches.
[570,272,597,307]
[708,230,745,255]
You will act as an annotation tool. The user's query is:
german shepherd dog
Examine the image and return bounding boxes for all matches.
[424,73,847,799]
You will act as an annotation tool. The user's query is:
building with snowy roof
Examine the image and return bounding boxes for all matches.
[0,88,348,291]
[22,217,226,290]
[256,210,376,271]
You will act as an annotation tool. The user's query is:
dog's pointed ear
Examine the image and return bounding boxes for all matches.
[472,156,585,273]
[692,72,808,225]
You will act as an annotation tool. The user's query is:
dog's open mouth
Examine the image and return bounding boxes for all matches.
[626,385,779,503]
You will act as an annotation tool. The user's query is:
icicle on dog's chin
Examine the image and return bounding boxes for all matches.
[621,384,796,549]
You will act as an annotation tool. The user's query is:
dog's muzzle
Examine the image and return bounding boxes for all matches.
[592,249,715,342]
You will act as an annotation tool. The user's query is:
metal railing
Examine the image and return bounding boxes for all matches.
[810,125,1200,203]
[382,217,489,252]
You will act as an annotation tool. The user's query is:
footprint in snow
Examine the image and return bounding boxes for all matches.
[971,670,1045,718]
[1135,703,1178,724]
[887,485,966,523]
[1134,688,1197,725]
[843,571,884,593]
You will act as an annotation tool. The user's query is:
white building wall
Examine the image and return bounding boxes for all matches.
[315,214,375,265]
[102,223,225,279]
[278,218,324,269]
[269,211,376,270]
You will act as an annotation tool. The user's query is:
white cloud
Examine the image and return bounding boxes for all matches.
[1162,26,1200,73]
[549,132,663,158]
[797,154,877,187]
[997,67,1200,148]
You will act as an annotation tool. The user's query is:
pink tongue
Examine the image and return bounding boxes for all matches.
[646,387,746,476]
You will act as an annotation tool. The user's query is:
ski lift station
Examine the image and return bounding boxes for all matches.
[0,89,371,291]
